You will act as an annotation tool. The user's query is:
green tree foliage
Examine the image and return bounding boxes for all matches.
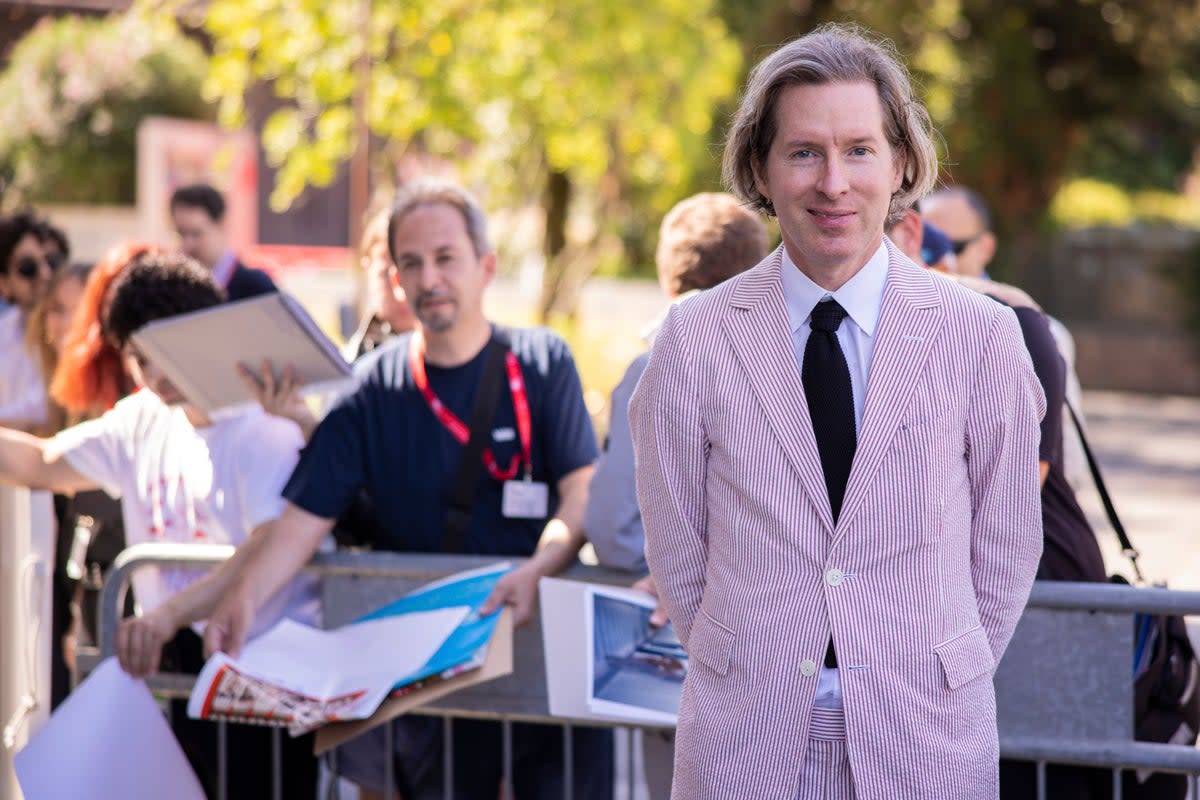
[0,10,211,206]
[200,0,741,316]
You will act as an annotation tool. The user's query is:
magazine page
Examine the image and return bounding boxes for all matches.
[585,586,687,726]
[188,607,468,735]
[541,577,685,727]
[357,561,512,693]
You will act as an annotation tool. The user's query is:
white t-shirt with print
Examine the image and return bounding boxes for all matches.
[49,389,319,636]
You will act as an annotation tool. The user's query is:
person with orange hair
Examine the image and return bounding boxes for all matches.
[49,242,146,420]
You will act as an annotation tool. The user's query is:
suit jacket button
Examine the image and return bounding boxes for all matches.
[800,659,817,677]
[825,568,844,587]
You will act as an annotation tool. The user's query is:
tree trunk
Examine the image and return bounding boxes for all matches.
[539,168,572,323]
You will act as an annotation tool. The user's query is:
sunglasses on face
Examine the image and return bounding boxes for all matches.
[950,233,984,256]
[14,256,46,280]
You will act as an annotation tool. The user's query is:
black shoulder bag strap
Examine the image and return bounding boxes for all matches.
[442,329,511,553]
[1066,401,1145,583]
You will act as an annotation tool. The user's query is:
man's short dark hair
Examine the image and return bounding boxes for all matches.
[103,252,226,348]
[170,184,227,223]
[656,193,770,297]
[0,211,44,275]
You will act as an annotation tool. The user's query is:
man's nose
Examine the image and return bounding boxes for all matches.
[817,157,850,197]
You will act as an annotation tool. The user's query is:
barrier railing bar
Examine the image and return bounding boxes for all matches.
[217,720,228,800]
[271,727,282,800]
[1035,760,1046,800]
[562,723,573,800]
[444,716,454,799]
[93,545,1200,788]
[502,717,514,800]
[383,719,395,799]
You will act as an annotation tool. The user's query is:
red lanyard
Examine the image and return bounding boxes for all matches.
[408,331,532,481]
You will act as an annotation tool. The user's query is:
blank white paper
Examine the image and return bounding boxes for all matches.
[15,657,205,800]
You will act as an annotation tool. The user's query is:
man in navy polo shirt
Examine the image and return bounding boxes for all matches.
[205,178,609,799]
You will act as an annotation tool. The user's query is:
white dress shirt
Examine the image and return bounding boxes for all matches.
[779,239,890,711]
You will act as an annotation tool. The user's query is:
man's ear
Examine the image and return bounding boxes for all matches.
[480,251,497,284]
[892,152,906,194]
[752,155,770,206]
[979,232,997,266]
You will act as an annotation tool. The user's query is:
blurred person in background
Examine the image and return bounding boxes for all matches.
[36,216,70,271]
[170,183,277,301]
[342,205,417,360]
[0,212,55,431]
[206,177,611,800]
[23,260,93,707]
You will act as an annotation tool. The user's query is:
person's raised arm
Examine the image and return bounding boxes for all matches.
[0,427,96,495]
[203,503,335,658]
[479,464,593,626]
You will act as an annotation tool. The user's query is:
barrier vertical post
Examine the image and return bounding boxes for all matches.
[0,487,53,800]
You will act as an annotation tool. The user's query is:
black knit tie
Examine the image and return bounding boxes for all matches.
[803,299,856,670]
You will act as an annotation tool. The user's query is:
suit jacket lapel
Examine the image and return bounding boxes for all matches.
[837,247,944,532]
[722,249,835,531]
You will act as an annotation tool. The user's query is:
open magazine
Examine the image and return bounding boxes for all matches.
[188,563,511,736]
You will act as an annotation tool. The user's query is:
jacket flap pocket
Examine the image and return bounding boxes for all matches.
[689,611,736,676]
[934,626,995,690]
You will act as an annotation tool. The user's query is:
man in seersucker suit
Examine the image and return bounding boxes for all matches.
[629,24,1045,800]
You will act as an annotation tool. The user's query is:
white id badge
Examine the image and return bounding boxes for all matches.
[502,479,549,519]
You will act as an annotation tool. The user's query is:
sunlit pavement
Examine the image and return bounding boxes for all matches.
[1080,391,1200,588]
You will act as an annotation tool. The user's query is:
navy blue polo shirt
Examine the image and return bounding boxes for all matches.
[283,327,598,556]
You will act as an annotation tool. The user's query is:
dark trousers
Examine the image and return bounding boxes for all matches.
[163,628,319,800]
[336,715,614,799]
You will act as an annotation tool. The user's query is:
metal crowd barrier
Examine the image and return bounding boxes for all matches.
[88,543,1200,800]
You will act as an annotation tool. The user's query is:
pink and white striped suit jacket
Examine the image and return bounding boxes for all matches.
[629,242,1045,800]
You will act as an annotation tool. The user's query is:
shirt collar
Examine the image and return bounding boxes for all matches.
[211,250,238,289]
[780,240,889,336]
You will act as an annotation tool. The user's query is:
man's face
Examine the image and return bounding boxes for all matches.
[392,203,494,335]
[0,233,53,312]
[753,81,903,287]
[121,342,186,406]
[171,204,225,270]
[921,194,994,279]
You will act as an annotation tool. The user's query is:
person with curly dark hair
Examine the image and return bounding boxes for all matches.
[0,246,318,799]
